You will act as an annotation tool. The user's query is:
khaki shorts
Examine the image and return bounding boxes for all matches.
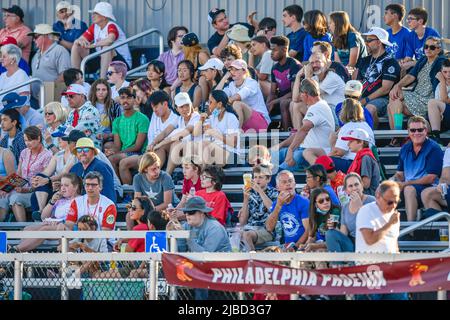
[253,228,274,245]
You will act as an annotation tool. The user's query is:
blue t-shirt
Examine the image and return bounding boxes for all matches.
[398,139,443,183]
[335,102,374,129]
[270,194,309,244]
[53,19,88,45]
[303,32,333,62]
[0,58,30,76]
[409,27,441,61]
[387,26,413,60]
[324,185,340,207]
[287,28,308,62]
[335,31,367,66]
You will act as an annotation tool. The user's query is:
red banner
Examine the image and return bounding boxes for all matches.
[162,254,450,295]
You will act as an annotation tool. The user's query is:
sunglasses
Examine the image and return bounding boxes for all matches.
[126,204,140,211]
[185,211,198,216]
[316,197,331,205]
[76,147,91,154]
[409,128,426,133]
[44,112,54,116]
[66,95,77,99]
[424,45,440,51]
[106,71,118,76]
[365,38,378,43]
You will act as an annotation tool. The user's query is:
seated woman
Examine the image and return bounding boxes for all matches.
[152,92,200,174]
[42,102,67,154]
[342,128,380,196]
[129,152,175,230]
[146,60,171,96]
[388,36,446,146]
[301,188,341,253]
[107,61,129,101]
[30,131,77,214]
[176,155,204,211]
[302,164,340,206]
[326,173,375,253]
[192,90,240,166]
[0,147,17,221]
[198,58,224,100]
[12,173,82,252]
[216,59,271,132]
[173,60,203,111]
[132,78,154,121]
[0,126,52,222]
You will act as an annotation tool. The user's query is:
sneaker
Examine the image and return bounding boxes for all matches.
[32,211,42,222]
[388,138,401,147]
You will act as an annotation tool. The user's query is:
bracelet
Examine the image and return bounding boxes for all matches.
[47,144,55,150]
[49,201,55,206]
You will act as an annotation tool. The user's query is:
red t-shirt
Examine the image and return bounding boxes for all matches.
[195,190,232,226]
[128,223,150,253]
[182,178,203,195]
[331,171,346,194]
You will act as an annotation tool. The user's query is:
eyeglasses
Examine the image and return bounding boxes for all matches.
[66,95,77,99]
[407,17,418,21]
[316,197,331,205]
[106,71,118,76]
[409,128,426,133]
[2,14,17,19]
[381,195,400,206]
[424,45,440,51]
[85,183,99,187]
[76,147,91,154]
[365,38,378,43]
[44,112,55,116]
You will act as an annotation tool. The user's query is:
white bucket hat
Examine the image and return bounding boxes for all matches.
[226,24,251,43]
[27,24,61,37]
[89,2,116,21]
[362,27,393,47]
[56,1,73,13]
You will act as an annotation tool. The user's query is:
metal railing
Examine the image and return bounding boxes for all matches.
[0,78,45,110]
[400,212,450,240]
[80,28,164,80]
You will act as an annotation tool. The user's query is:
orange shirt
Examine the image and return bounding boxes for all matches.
[0,24,33,62]
[330,171,346,195]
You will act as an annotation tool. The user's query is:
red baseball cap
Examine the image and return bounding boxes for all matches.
[0,36,18,46]
[315,156,336,173]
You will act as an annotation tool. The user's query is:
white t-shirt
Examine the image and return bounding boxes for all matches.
[435,83,450,101]
[111,80,130,100]
[0,69,30,102]
[443,148,450,169]
[335,122,376,160]
[147,111,179,145]
[223,77,271,125]
[173,112,200,142]
[301,99,335,151]
[256,50,274,75]
[209,112,240,155]
[355,202,400,254]
[313,71,345,108]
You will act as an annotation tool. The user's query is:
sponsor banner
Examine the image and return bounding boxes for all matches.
[162,253,450,295]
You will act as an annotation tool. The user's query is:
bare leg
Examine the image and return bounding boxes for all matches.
[421,187,446,211]
[198,75,209,105]
[166,141,184,175]
[242,231,257,251]
[154,144,171,169]
[108,153,127,178]
[232,101,253,128]
[100,51,114,79]
[12,204,27,222]
[280,97,293,131]
[259,80,271,100]
[365,104,379,129]
[302,148,327,166]
[0,207,9,222]
[16,224,59,252]
[427,99,446,131]
[71,43,89,69]
[119,155,142,185]
[387,99,405,130]
[203,143,230,167]
[404,186,419,222]
[34,191,49,212]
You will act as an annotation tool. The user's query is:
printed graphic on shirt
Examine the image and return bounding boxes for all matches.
[280,212,300,238]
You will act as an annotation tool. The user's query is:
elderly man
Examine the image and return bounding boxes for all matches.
[62,84,101,148]
[71,2,131,78]
[391,116,443,221]
[355,180,408,300]
[273,79,335,172]
[52,1,88,51]
[69,137,116,203]
[353,27,401,128]
[28,24,71,101]
[0,5,32,62]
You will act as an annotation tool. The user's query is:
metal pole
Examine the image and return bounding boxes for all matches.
[437,290,447,300]
[14,260,22,300]
[169,236,177,300]
[290,260,299,301]
[149,260,157,300]
[39,83,45,110]
[61,237,69,301]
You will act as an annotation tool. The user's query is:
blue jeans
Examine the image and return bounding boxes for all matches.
[195,289,209,300]
[356,293,409,300]
[273,147,309,172]
[325,230,354,253]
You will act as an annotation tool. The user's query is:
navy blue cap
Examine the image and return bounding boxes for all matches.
[1,93,27,111]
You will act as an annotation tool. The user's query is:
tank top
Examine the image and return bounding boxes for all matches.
[175,83,198,103]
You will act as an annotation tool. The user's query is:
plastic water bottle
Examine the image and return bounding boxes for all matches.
[337,186,349,207]
[140,53,147,66]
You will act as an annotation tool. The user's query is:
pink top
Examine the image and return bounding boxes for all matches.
[0,24,33,62]
[19,147,52,186]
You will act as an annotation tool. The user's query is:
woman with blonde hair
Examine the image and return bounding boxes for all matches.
[43,102,67,153]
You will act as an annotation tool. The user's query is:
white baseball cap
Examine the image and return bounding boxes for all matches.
[198,58,224,71]
[174,92,192,107]
[342,128,371,143]
[89,2,116,21]
[344,80,363,97]
[56,1,73,13]
[362,27,392,47]
[62,84,87,96]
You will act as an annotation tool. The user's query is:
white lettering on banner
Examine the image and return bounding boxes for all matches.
[447,272,450,281]
[209,267,387,290]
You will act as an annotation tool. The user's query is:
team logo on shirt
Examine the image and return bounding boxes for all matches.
[280,213,300,237]
[106,214,115,225]
[388,66,395,74]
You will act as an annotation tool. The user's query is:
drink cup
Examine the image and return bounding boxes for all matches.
[243,173,252,189]
[439,229,449,242]
[394,113,404,130]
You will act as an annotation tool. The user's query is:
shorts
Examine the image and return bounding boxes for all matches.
[125,152,142,157]
[254,228,274,245]
[442,104,450,132]
[402,184,432,208]
[367,97,389,117]
[0,191,33,209]
[330,157,353,173]
[274,147,309,172]
[242,111,269,133]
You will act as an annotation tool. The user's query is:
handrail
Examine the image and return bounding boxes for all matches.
[399,212,450,243]
[0,77,45,110]
[80,28,164,80]
[5,230,189,239]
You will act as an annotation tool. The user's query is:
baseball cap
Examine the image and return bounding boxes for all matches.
[180,197,213,213]
[198,58,224,71]
[2,5,25,20]
[0,36,18,47]
[230,59,248,70]
[56,1,72,13]
[208,8,226,25]
[344,80,363,98]
[1,93,28,110]
[61,129,86,142]
[181,33,199,47]
[362,27,392,47]
[51,126,69,138]
[342,129,371,143]
[72,138,98,155]
[62,84,87,96]
[174,92,192,107]
[315,156,336,173]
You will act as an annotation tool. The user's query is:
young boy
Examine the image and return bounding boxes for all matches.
[239,166,279,250]
[384,4,412,62]
[342,129,380,196]
[265,170,309,250]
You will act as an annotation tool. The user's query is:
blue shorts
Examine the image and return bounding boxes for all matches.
[330,157,353,173]
[367,97,389,117]
[442,104,450,132]
[404,184,433,208]
[273,147,309,172]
